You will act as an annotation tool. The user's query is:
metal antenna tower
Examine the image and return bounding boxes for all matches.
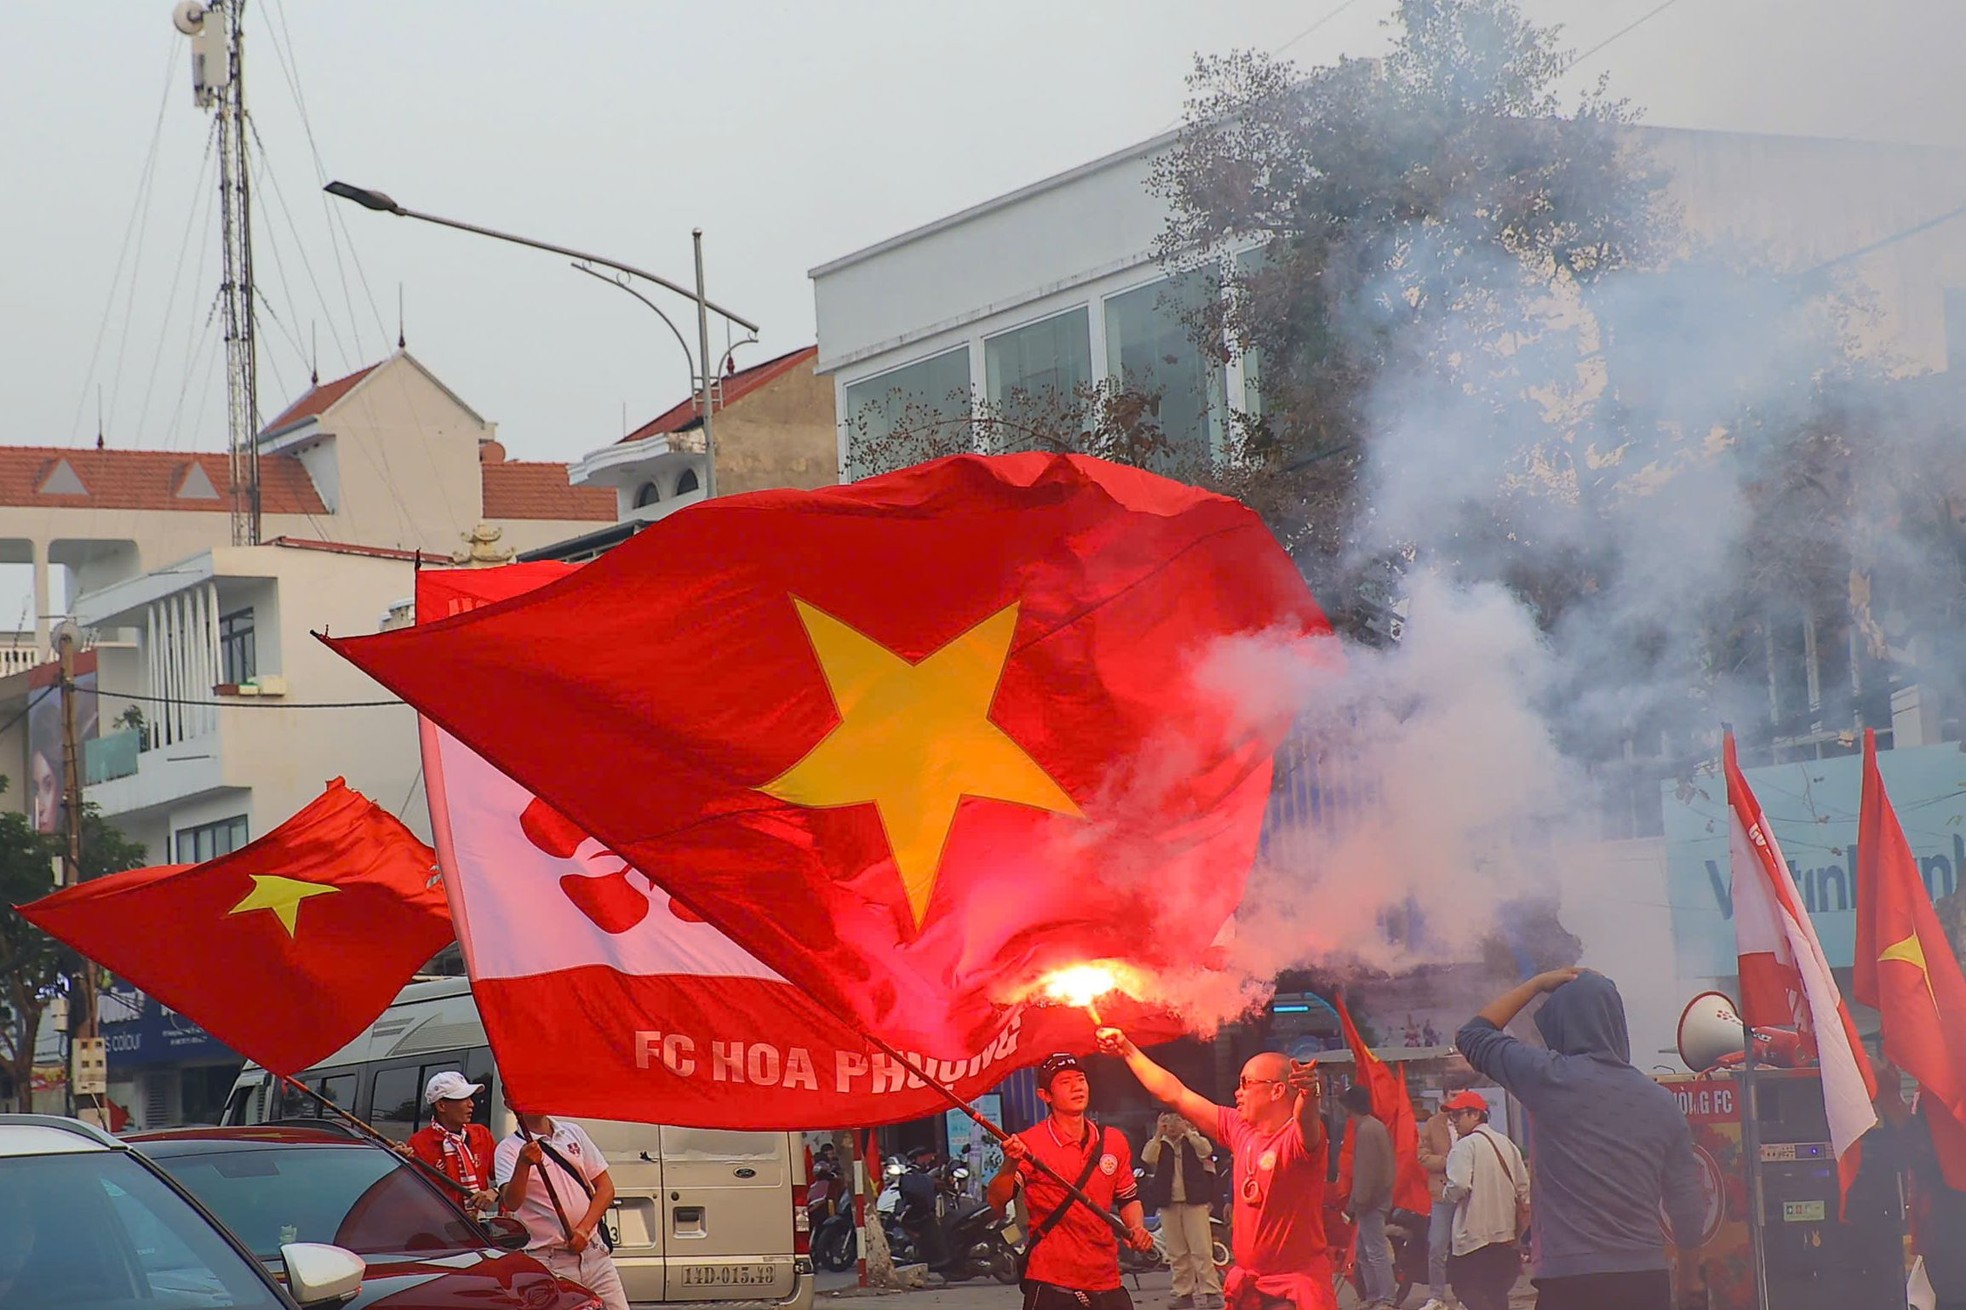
[178,0,260,544]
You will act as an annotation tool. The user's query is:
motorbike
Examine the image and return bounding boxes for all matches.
[879,1156,1021,1284]
[1332,1206,1427,1309]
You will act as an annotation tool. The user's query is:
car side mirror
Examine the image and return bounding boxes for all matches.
[481,1214,531,1252]
[281,1242,366,1306]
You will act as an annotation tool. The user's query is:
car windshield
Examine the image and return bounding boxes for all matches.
[152,1141,482,1259]
[0,1151,285,1310]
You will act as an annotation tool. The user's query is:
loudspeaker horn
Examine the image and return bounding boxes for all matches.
[1677,991,1747,1072]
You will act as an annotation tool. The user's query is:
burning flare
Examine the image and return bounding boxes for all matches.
[1036,962,1142,1026]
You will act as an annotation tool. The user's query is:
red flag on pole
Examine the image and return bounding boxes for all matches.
[1723,731,1877,1194]
[1854,728,1966,1187]
[327,453,1330,1058]
[418,562,1181,1124]
[1332,993,1430,1215]
[16,780,449,1074]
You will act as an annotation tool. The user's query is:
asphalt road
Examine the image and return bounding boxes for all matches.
[816,1265,1538,1308]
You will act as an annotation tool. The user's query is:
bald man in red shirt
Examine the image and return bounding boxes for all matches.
[1101,1030,1336,1310]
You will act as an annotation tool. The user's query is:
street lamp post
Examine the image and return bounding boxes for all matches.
[325,182,755,498]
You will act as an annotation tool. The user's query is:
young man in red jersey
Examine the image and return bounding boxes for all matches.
[988,1053,1155,1310]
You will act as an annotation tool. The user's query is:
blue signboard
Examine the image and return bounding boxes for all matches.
[99,989,235,1068]
[1663,742,1966,977]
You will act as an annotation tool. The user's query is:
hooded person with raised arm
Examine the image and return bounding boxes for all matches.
[1456,969,1704,1310]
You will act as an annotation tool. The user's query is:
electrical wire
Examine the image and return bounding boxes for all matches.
[246,116,353,374]
[99,688,406,710]
[134,118,222,448]
[1276,0,1368,57]
[1562,0,1684,74]
[68,37,182,445]
[0,685,56,743]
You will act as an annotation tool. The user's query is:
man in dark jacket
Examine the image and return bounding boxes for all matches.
[1340,1084,1397,1308]
[1457,969,1703,1310]
[1142,1113,1221,1308]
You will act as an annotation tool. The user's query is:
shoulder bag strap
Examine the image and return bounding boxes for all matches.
[1024,1124,1108,1252]
[537,1137,597,1200]
[1475,1129,1516,1188]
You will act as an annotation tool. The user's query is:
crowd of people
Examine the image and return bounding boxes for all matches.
[984,969,1711,1310]
[401,967,1966,1310]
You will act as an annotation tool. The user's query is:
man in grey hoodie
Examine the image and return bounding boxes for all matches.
[1456,968,1704,1310]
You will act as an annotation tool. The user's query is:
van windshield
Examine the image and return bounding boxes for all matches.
[148,1142,481,1259]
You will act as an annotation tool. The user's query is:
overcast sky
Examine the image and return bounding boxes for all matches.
[3,1,1962,471]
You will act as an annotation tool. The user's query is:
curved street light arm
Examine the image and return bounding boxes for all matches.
[570,261,697,382]
[326,183,760,334]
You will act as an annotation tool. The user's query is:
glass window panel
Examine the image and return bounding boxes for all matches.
[1103,274,1222,469]
[985,307,1091,408]
[842,348,972,478]
[370,1066,421,1141]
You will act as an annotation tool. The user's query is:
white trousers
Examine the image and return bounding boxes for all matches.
[534,1243,630,1310]
[1159,1201,1221,1298]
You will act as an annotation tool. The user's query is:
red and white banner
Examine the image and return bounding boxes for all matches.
[418,565,1099,1127]
[1723,732,1876,1181]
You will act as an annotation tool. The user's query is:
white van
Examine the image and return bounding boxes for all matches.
[221,976,815,1310]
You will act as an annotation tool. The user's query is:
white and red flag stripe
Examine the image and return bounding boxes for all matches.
[1723,730,1877,1191]
[417,563,1118,1127]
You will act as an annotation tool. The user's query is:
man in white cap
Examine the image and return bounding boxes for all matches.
[406,1071,498,1216]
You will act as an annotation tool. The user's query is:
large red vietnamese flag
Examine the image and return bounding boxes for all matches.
[1724,731,1877,1191]
[16,780,449,1074]
[418,563,1153,1124]
[330,454,1330,1056]
[1853,728,1966,1187]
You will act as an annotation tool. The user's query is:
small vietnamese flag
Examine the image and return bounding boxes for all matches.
[16,780,450,1074]
[1333,992,1430,1215]
[1854,728,1966,1187]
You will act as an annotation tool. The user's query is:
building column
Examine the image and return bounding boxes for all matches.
[31,543,49,653]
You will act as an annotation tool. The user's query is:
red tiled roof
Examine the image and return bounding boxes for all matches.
[619,345,818,444]
[0,448,327,515]
[481,461,614,521]
[261,362,381,435]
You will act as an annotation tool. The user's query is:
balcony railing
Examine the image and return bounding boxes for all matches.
[84,729,141,786]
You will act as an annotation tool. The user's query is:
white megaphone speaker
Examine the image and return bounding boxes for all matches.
[1677,990,1808,1072]
[1678,991,1748,1072]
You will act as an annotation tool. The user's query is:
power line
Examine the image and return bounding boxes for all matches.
[99,688,406,711]
[1562,0,1684,74]
[1277,0,1369,57]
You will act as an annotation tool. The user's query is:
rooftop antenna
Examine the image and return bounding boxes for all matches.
[310,320,318,386]
[177,0,260,546]
[397,284,406,350]
[95,386,104,450]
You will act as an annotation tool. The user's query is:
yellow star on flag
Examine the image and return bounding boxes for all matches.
[228,874,339,937]
[1880,930,1938,1006]
[760,599,1082,928]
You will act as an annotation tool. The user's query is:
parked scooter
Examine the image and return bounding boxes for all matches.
[879,1155,1020,1284]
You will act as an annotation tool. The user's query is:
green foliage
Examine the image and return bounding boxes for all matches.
[0,796,145,1104]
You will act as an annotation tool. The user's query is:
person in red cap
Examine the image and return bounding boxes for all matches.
[987,1053,1154,1310]
[405,1070,498,1216]
[1439,1091,1528,1310]
[1099,1028,1335,1310]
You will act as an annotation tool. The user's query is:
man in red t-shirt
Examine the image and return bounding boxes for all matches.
[987,1053,1155,1310]
[1100,1030,1336,1310]
[405,1071,499,1216]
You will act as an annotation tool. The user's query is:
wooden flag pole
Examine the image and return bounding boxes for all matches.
[272,1072,476,1203]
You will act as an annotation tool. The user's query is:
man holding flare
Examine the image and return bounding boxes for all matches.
[1099,1027,1338,1310]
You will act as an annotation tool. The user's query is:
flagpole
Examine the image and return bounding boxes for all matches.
[855,1029,1132,1242]
[272,1073,477,1203]
[1740,1025,1771,1310]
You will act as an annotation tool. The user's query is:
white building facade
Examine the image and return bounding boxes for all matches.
[811,125,1966,1067]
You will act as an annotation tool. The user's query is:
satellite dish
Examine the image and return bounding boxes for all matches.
[172,1,207,36]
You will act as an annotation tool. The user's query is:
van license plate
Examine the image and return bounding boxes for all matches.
[680,1264,780,1287]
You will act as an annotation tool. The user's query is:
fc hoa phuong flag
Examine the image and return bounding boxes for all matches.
[1854,728,1966,1187]
[1333,993,1430,1215]
[16,781,450,1075]
[330,454,1330,1056]
[1723,731,1877,1185]
[418,563,1149,1125]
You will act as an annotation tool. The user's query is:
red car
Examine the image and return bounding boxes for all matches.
[129,1123,605,1310]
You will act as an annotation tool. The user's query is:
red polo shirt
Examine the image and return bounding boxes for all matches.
[1216,1106,1329,1275]
[1013,1118,1138,1291]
